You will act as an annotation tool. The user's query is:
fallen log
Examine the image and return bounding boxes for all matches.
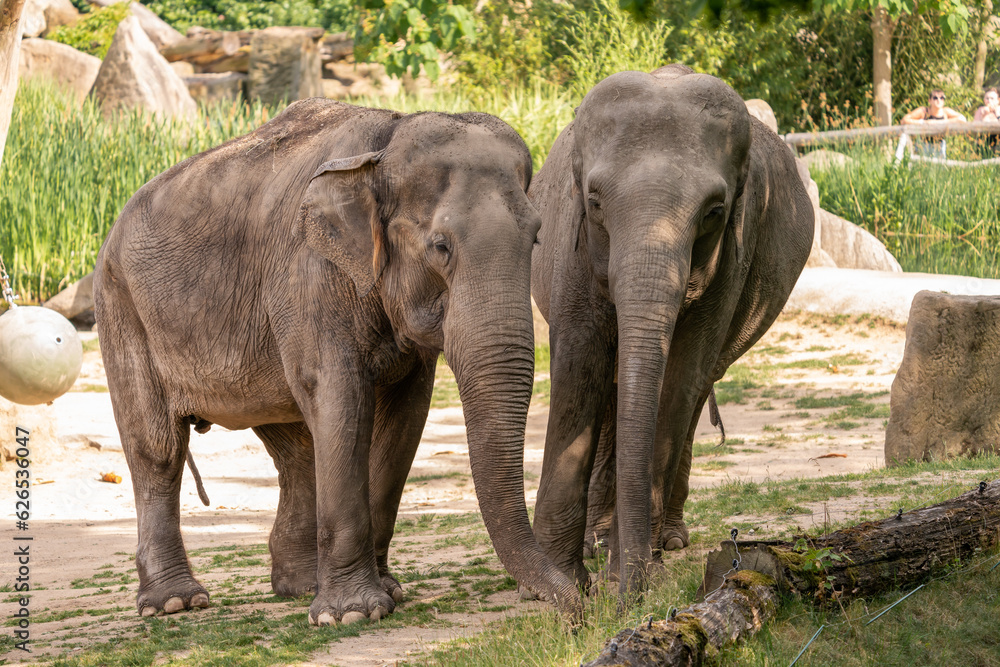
[584,479,1000,666]
[161,30,243,63]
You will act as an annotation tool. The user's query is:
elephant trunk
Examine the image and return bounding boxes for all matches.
[444,281,582,616]
[610,241,691,597]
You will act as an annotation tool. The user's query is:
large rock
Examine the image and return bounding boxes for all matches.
[21,0,79,38]
[130,2,183,50]
[184,72,246,105]
[801,149,854,172]
[745,99,778,134]
[18,38,101,105]
[248,26,323,106]
[43,273,94,320]
[819,209,902,272]
[885,291,1000,464]
[89,14,197,121]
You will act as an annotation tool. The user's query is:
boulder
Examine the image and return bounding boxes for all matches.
[130,2,183,50]
[184,72,246,105]
[885,291,1000,464]
[89,14,197,121]
[43,273,93,320]
[248,26,323,106]
[745,99,778,134]
[801,149,854,172]
[18,38,101,105]
[21,0,79,38]
[170,61,195,78]
[819,210,902,272]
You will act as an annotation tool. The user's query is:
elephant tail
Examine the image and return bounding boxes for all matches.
[186,450,211,506]
[708,387,726,446]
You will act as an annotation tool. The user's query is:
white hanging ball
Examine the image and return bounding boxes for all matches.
[0,306,83,405]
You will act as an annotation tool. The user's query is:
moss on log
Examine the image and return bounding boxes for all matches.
[584,480,1000,666]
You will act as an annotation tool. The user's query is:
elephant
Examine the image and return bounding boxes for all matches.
[528,65,814,599]
[93,98,581,625]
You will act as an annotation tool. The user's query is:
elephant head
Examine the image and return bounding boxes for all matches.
[297,110,582,615]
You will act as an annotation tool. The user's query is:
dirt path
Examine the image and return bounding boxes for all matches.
[0,310,907,665]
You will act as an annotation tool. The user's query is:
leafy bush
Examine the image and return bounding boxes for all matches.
[47,2,131,58]
[355,0,477,80]
[139,0,358,34]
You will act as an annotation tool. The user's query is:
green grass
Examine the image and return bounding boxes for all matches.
[812,141,1000,279]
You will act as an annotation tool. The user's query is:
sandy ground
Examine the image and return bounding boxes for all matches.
[0,307,907,666]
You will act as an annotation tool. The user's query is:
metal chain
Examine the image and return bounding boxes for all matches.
[0,253,18,308]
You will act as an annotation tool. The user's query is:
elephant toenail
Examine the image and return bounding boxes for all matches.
[317,612,336,626]
[140,606,158,617]
[191,593,210,608]
[391,588,404,604]
[369,606,388,621]
[163,597,185,613]
[340,611,367,625]
[308,612,317,625]
[664,537,685,551]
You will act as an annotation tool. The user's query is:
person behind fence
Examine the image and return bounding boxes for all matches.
[973,87,1000,154]
[900,89,966,158]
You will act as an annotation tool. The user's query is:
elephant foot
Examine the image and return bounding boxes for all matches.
[137,578,210,617]
[308,582,395,626]
[271,567,317,598]
[658,523,690,552]
[380,572,405,604]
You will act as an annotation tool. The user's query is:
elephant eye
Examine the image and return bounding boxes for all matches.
[587,192,601,210]
[431,235,451,259]
[702,204,726,234]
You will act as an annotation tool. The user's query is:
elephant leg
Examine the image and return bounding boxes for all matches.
[102,318,208,616]
[656,391,709,552]
[253,422,317,598]
[533,314,615,590]
[583,392,617,559]
[369,359,435,604]
[291,364,393,626]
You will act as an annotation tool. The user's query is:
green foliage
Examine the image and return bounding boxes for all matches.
[47,2,131,58]
[451,1,577,92]
[355,0,477,80]
[0,81,283,303]
[812,143,1000,278]
[139,0,358,33]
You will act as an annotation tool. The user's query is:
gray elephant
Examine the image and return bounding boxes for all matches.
[93,99,581,624]
[529,66,814,598]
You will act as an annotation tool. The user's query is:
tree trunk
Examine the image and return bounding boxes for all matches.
[584,479,1000,667]
[975,0,995,91]
[872,7,894,126]
[0,0,28,167]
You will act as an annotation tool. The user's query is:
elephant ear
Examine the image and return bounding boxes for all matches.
[298,150,387,299]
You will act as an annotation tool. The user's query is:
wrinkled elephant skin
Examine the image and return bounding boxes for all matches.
[94,99,581,624]
[529,66,814,599]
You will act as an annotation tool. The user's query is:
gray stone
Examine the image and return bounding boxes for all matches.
[43,272,93,319]
[819,209,902,272]
[19,38,101,105]
[170,61,195,78]
[22,0,79,38]
[89,14,197,121]
[248,26,323,106]
[130,2,183,50]
[885,291,1000,464]
[745,99,778,134]
[184,72,246,105]
[801,149,854,172]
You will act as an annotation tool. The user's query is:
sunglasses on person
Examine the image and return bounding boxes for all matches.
[931,95,946,100]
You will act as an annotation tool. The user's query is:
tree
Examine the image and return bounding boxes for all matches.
[355,0,477,80]
[0,0,27,166]
[823,0,973,125]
